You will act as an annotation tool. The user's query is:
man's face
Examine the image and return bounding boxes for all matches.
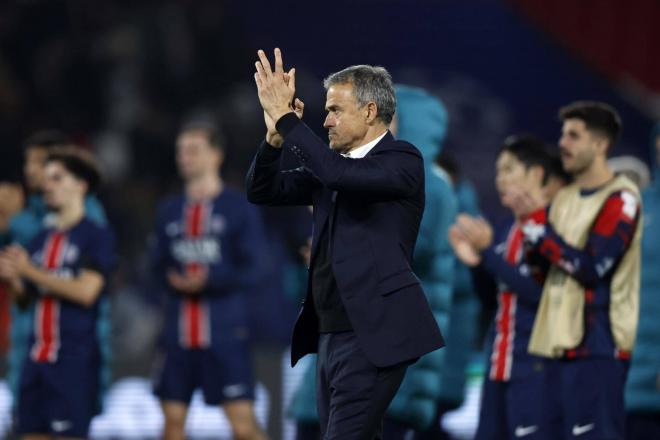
[558,119,603,176]
[24,147,49,191]
[176,131,222,180]
[323,83,369,153]
[495,151,542,207]
[43,162,85,211]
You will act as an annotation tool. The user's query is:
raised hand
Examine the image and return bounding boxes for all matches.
[264,95,304,147]
[254,48,296,123]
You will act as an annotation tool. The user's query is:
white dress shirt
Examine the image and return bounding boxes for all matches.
[342,131,388,158]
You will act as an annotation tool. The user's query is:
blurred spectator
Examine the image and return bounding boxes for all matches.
[0,147,116,439]
[149,122,267,440]
[383,85,458,438]
[625,122,660,439]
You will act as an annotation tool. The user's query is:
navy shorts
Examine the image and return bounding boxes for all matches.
[551,358,629,440]
[476,357,554,440]
[15,355,99,438]
[153,341,255,406]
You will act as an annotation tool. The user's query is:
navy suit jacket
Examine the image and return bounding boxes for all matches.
[246,116,444,368]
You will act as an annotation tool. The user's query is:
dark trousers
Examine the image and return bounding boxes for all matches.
[317,331,408,440]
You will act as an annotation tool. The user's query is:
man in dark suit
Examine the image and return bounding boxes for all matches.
[247,48,444,440]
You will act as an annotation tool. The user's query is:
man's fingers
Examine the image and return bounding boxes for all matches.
[255,61,268,84]
[257,50,273,77]
[293,98,304,119]
[274,47,284,74]
[254,72,263,90]
[287,67,296,91]
[457,215,477,235]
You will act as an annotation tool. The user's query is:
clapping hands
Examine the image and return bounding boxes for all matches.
[254,48,304,147]
[449,214,494,267]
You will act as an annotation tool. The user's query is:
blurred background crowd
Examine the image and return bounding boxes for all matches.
[0,0,658,439]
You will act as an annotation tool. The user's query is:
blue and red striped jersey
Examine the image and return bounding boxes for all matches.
[480,220,545,381]
[521,189,641,358]
[150,188,267,351]
[26,218,116,363]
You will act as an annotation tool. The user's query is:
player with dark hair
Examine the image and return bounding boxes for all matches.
[151,122,268,440]
[0,132,110,434]
[512,101,641,439]
[0,148,116,439]
[450,134,565,440]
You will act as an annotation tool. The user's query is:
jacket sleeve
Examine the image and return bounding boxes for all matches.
[277,114,423,198]
[246,140,320,206]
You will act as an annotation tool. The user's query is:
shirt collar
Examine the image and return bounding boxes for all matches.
[342,131,388,159]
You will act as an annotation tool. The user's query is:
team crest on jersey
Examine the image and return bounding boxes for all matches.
[171,238,221,264]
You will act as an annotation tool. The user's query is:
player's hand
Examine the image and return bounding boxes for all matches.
[167,267,208,295]
[449,224,481,267]
[2,245,30,276]
[455,214,493,251]
[0,251,19,281]
[254,48,296,124]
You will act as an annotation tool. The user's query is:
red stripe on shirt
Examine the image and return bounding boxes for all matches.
[180,202,210,349]
[489,225,523,381]
[31,232,65,363]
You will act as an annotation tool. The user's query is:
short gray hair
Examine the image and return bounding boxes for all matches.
[323,65,396,125]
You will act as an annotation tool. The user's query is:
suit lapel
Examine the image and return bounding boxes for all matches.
[365,130,394,157]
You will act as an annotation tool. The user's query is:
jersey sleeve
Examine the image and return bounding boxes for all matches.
[204,199,268,294]
[480,245,544,305]
[80,225,117,279]
[521,190,640,287]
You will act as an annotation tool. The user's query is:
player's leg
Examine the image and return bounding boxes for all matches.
[161,401,190,440]
[47,354,100,439]
[201,343,266,440]
[153,347,197,440]
[561,358,628,440]
[15,361,49,439]
[507,358,559,440]
[223,399,268,440]
[474,378,508,440]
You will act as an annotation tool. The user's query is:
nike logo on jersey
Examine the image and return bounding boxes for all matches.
[572,423,595,436]
[51,419,73,432]
[515,425,538,437]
